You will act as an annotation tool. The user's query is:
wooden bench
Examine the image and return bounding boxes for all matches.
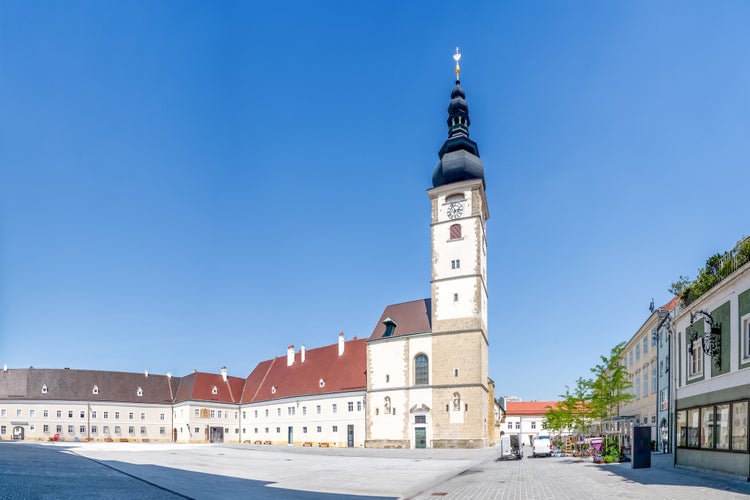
[318,442,330,447]
[104,437,114,442]
[263,440,272,445]
[142,439,150,443]
[254,440,262,444]
[119,438,129,442]
[302,442,313,447]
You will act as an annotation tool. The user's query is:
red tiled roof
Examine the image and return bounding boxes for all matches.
[174,372,245,404]
[659,296,680,311]
[368,299,431,340]
[505,401,558,416]
[241,338,366,403]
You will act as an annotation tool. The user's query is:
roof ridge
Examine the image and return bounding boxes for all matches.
[250,357,277,402]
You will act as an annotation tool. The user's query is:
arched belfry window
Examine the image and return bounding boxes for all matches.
[415,354,429,385]
[450,224,462,240]
[446,193,465,203]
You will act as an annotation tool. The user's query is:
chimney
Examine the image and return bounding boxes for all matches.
[338,332,345,356]
[300,345,306,363]
[221,366,228,382]
[166,371,172,379]
[287,345,295,366]
[144,370,149,378]
[2,364,7,373]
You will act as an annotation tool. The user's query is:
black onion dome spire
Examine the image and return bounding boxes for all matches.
[431,48,485,188]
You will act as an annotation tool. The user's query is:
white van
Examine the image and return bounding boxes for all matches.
[532,435,552,458]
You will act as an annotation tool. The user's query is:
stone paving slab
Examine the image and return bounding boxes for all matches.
[3,441,750,499]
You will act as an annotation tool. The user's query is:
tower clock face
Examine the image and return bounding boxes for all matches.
[447,202,464,220]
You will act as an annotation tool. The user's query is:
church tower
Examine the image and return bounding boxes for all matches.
[427,49,490,448]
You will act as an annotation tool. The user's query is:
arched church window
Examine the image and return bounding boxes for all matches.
[450,224,462,240]
[415,354,429,385]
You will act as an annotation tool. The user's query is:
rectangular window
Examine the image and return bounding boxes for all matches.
[56,425,62,433]
[332,404,337,414]
[128,412,134,420]
[56,410,62,418]
[415,415,426,424]
[643,336,648,355]
[43,424,49,433]
[715,404,730,450]
[160,427,166,435]
[140,427,146,435]
[80,410,85,418]
[628,351,633,367]
[68,410,73,418]
[317,426,322,433]
[0,409,5,418]
[348,402,354,412]
[451,259,460,269]
[195,409,200,417]
[701,406,714,449]
[17,409,22,417]
[264,427,269,433]
[103,411,109,419]
[67,425,74,433]
[643,371,648,397]
[265,409,269,417]
[689,338,703,377]
[687,408,700,447]
[141,412,146,420]
[0,426,5,434]
[79,425,85,433]
[160,413,165,421]
[29,424,35,432]
[515,422,520,429]
[651,365,657,393]
[277,408,281,416]
[103,426,109,434]
[302,406,307,416]
[332,426,338,432]
[303,427,308,434]
[357,401,362,411]
[114,426,121,434]
[635,344,640,361]
[316,405,321,415]
[115,412,120,420]
[531,421,536,429]
[91,426,97,434]
[210,410,215,418]
[30,409,35,418]
[128,426,135,435]
[44,410,49,418]
[276,427,280,433]
[91,411,97,419]
[743,317,750,360]
[194,427,199,434]
[732,401,748,451]
[635,375,641,399]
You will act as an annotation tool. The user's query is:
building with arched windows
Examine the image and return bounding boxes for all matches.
[1,52,495,449]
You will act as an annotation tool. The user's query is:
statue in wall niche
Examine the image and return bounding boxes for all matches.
[452,392,461,411]
[384,396,391,414]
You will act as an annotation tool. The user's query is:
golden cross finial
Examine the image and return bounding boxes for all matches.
[453,47,461,81]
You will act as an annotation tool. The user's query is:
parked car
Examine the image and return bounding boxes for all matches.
[532,435,552,458]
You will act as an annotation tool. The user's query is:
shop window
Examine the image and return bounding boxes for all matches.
[732,401,748,451]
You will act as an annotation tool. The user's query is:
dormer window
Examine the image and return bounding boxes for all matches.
[271,386,277,394]
[93,385,99,395]
[211,386,218,395]
[137,387,143,397]
[382,317,397,338]
[41,384,48,394]
[319,379,325,388]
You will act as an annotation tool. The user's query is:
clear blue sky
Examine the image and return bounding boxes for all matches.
[1,1,748,401]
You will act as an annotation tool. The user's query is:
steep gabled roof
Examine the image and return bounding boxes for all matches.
[0,368,178,404]
[241,338,366,403]
[505,401,558,416]
[174,372,245,404]
[368,299,432,340]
